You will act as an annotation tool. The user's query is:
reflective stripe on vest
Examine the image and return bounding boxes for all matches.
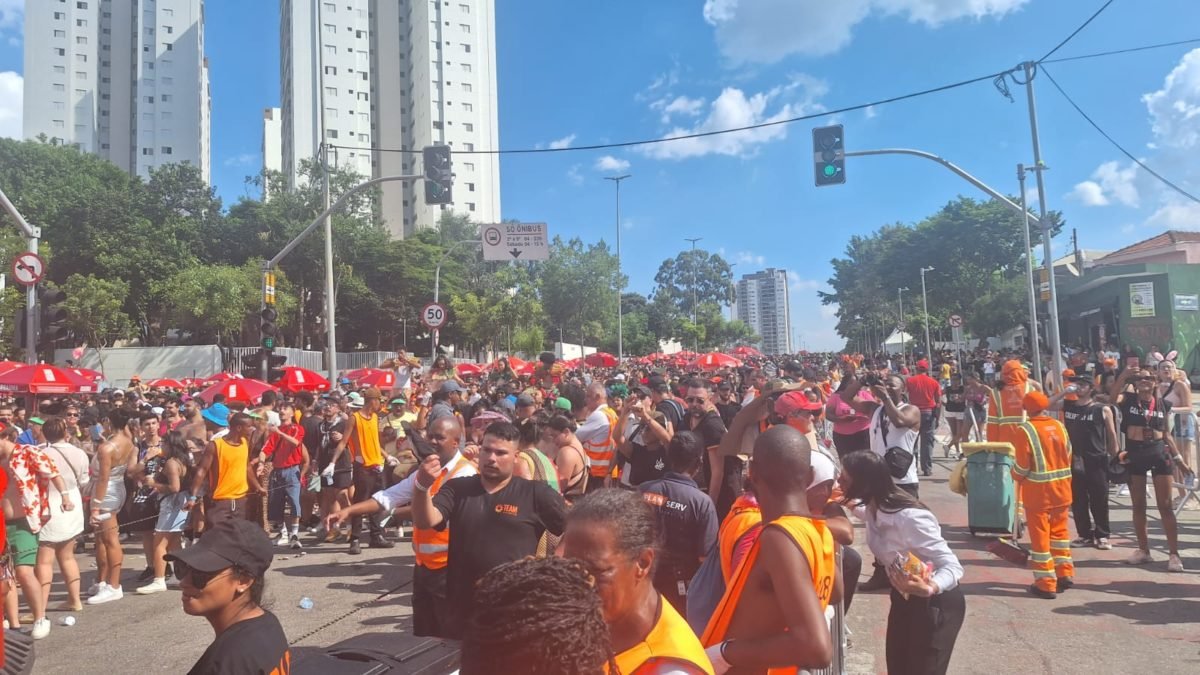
[585,411,617,478]
[412,457,474,569]
[1014,422,1073,483]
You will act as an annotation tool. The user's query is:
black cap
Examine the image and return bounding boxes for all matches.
[516,394,537,408]
[165,519,273,577]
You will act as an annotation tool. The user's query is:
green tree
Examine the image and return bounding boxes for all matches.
[60,274,135,374]
[652,249,734,318]
[540,236,622,346]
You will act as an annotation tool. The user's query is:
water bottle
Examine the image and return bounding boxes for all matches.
[59,615,76,626]
[298,597,314,610]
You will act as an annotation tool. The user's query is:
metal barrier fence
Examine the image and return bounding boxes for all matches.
[222,347,395,374]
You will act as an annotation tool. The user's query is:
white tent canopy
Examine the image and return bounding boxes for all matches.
[882,329,914,354]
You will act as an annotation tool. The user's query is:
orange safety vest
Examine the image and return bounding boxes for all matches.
[210,436,250,501]
[1013,417,1073,509]
[718,494,762,582]
[986,382,1029,448]
[412,456,475,570]
[612,597,715,675]
[702,516,835,675]
[349,411,384,467]
[584,406,618,478]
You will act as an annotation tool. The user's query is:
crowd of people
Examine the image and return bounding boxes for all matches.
[0,341,1192,672]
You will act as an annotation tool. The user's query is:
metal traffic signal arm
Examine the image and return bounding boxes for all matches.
[0,186,42,364]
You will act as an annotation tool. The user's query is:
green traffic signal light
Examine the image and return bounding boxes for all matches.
[824,165,837,177]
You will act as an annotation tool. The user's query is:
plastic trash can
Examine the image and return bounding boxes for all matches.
[963,442,1017,536]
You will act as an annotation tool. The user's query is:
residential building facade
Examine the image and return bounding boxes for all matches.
[277,0,501,238]
[736,268,793,356]
[23,0,211,183]
[262,107,283,194]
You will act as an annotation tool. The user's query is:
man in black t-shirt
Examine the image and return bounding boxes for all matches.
[1053,375,1118,549]
[682,378,736,518]
[650,379,685,430]
[411,421,567,638]
[714,381,742,428]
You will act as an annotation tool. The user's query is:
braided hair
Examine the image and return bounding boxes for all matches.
[461,556,614,675]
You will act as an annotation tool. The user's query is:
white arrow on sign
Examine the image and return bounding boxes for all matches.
[11,252,46,287]
[481,222,549,261]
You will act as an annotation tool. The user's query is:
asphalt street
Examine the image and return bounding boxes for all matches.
[21,444,1200,674]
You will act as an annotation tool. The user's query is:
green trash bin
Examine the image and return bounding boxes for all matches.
[963,443,1017,536]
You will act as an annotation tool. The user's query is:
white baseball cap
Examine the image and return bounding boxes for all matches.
[808,451,839,491]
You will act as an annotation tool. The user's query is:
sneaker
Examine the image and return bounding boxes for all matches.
[137,567,154,582]
[1125,549,1153,565]
[1071,536,1094,547]
[30,618,50,640]
[369,535,395,549]
[290,536,302,551]
[1167,555,1185,573]
[1117,485,1130,497]
[136,578,167,595]
[1028,584,1056,600]
[1096,538,1112,550]
[276,531,290,547]
[87,581,108,596]
[348,539,362,555]
[87,585,124,605]
[1056,577,1075,592]
[859,572,891,592]
[166,576,181,588]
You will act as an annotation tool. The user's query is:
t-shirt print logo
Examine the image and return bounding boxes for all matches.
[642,492,666,508]
[494,503,519,516]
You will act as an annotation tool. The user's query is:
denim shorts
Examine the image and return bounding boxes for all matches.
[268,466,303,522]
[1171,412,1196,440]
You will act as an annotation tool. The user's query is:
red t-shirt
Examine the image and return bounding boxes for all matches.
[265,423,306,468]
[906,374,943,411]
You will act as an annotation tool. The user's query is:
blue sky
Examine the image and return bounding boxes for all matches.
[3,0,1200,350]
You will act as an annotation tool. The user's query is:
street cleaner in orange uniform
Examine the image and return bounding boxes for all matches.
[1014,391,1075,599]
[701,426,835,674]
[987,360,1040,445]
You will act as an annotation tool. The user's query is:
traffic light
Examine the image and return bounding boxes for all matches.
[266,352,287,383]
[38,286,68,352]
[422,144,453,205]
[260,306,278,350]
[240,351,263,380]
[812,124,845,186]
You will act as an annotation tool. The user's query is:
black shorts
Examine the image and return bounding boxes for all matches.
[1125,440,1173,477]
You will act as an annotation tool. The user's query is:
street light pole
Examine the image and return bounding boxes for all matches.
[685,237,703,351]
[898,287,909,361]
[604,174,630,362]
[432,239,482,356]
[920,266,934,362]
[1017,164,1043,380]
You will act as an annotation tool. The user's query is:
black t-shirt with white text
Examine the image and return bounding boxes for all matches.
[187,611,290,675]
[432,475,568,637]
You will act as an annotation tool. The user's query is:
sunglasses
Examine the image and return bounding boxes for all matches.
[685,396,707,404]
[173,560,233,590]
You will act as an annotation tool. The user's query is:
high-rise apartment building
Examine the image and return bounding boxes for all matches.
[278,0,501,238]
[262,107,283,194]
[23,0,211,183]
[736,268,793,356]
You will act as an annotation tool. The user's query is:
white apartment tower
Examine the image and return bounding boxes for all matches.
[262,107,283,194]
[23,0,211,183]
[278,0,501,238]
[736,268,793,356]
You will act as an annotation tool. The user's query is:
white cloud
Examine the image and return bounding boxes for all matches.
[864,105,878,119]
[548,134,576,150]
[1144,201,1200,229]
[735,251,765,266]
[651,95,706,123]
[622,218,634,230]
[1069,161,1140,208]
[0,0,22,40]
[637,76,826,160]
[223,152,256,168]
[702,0,1028,63]
[594,155,631,172]
[1069,181,1108,207]
[0,71,22,140]
[566,164,584,186]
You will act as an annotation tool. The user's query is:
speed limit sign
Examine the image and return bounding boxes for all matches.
[421,302,448,329]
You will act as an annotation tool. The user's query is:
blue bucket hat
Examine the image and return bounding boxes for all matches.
[201,402,231,427]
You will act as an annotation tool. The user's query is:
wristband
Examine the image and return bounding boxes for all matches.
[186,494,198,503]
[413,480,431,493]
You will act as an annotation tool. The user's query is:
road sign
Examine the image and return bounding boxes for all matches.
[11,252,45,287]
[948,314,963,328]
[421,302,448,329]
[481,222,549,261]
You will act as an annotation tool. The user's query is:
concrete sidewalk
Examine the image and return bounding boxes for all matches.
[842,454,1200,674]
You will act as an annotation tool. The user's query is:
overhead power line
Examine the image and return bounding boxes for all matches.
[1039,0,1117,63]
[1040,66,1200,205]
[1042,37,1200,64]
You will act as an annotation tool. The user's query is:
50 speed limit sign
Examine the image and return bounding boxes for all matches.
[420,302,448,329]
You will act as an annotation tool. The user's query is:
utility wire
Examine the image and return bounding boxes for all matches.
[1042,37,1200,64]
[1040,66,1200,205]
[1039,0,1117,63]
[332,68,1017,156]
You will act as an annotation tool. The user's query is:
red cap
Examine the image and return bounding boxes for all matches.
[916,359,929,370]
[774,391,823,416]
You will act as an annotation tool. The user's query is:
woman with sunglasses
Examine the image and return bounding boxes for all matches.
[166,519,290,674]
[1110,368,1185,572]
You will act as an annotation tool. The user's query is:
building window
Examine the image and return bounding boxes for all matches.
[53,65,65,74]
[325,86,337,97]
[462,43,471,52]
[146,62,154,70]
[324,44,336,56]
[165,26,173,34]
[464,122,473,132]
[162,76,173,85]
[142,148,154,155]
[145,96,154,103]
[76,18,87,27]
[467,202,475,211]
[75,53,87,62]
[53,101,65,110]
[54,48,65,56]
[323,2,335,12]
[358,133,368,142]
[54,29,66,37]
[324,23,335,33]
[161,146,172,154]
[54,12,64,20]
[325,107,338,119]
[324,66,336,75]
[76,36,87,44]
[460,4,469,12]
[460,24,470,33]
[462,63,472,73]
[327,129,338,139]
[53,120,65,129]
[357,92,368,101]
[163,8,174,16]
[467,182,475,191]
[464,142,474,151]
[464,162,475,171]
[161,94,172,102]
[75,71,87,80]
[463,102,473,112]
[462,82,471,92]
[164,42,172,50]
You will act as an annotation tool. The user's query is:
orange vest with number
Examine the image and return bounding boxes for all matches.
[612,598,715,675]
[702,516,835,675]
[412,457,474,570]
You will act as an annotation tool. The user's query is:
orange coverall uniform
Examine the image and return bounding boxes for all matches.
[1014,415,1075,593]
[987,360,1031,447]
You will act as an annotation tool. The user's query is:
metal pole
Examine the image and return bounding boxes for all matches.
[432,239,482,356]
[605,174,630,361]
[1017,164,1043,379]
[1022,61,1065,385]
[314,0,338,382]
[898,287,908,361]
[0,187,42,365]
[685,237,702,350]
[920,267,934,362]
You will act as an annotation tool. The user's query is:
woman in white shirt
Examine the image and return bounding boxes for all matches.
[36,417,90,612]
[840,450,965,675]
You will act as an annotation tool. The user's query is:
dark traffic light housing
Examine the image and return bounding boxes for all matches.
[260,306,278,350]
[240,348,287,382]
[812,124,845,186]
[423,145,453,206]
[38,286,68,352]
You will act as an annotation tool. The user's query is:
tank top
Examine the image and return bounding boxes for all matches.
[349,412,384,467]
[1062,401,1108,459]
[210,436,249,501]
[614,597,715,675]
[517,447,559,491]
[1118,394,1170,434]
[869,405,919,485]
